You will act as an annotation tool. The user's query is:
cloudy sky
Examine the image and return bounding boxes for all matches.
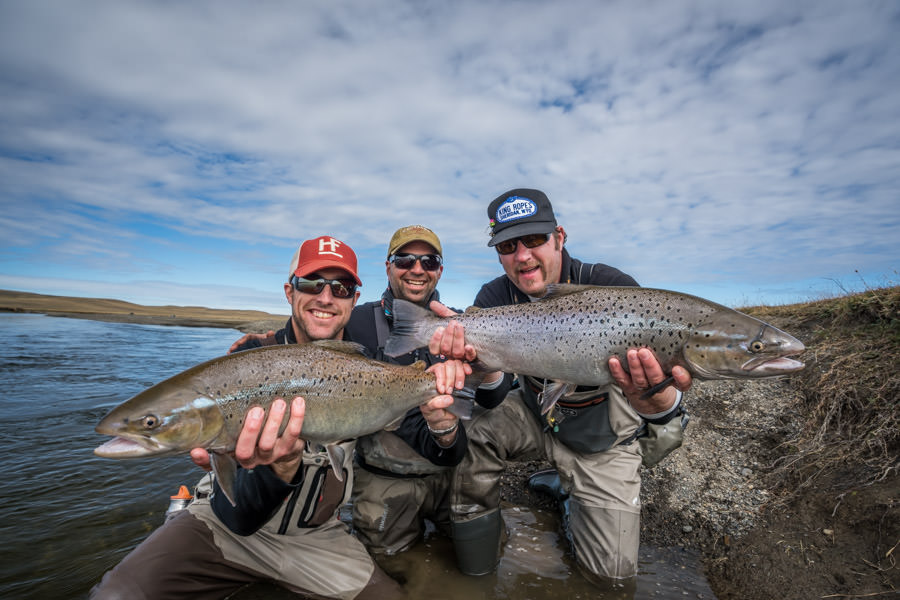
[1,1,898,316]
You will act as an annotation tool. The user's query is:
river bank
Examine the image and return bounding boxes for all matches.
[3,287,897,599]
[0,289,287,333]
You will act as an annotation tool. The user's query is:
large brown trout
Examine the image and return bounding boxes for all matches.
[385,284,805,411]
[94,340,475,504]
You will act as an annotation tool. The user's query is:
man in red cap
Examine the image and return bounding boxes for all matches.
[228,227,508,557]
[92,235,468,600]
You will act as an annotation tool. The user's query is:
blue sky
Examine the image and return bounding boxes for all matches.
[1,1,898,316]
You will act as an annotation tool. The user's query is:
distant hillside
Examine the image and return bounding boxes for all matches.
[0,289,288,333]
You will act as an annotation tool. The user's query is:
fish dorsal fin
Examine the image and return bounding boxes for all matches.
[410,360,427,371]
[540,283,597,301]
[463,305,483,314]
[310,340,368,356]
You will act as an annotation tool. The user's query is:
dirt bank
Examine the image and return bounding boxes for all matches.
[501,288,899,599]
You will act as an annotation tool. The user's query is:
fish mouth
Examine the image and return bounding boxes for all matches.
[741,354,805,374]
[93,435,170,457]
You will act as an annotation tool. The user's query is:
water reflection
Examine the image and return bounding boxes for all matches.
[235,504,714,599]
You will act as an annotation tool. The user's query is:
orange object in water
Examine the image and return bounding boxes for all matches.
[170,485,193,500]
[165,485,194,520]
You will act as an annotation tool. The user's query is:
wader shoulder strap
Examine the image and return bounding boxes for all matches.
[374,303,391,361]
[575,261,598,284]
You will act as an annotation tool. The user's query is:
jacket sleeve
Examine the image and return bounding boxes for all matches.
[392,408,469,466]
[475,372,514,409]
[210,464,298,535]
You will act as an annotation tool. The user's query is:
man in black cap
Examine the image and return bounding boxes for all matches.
[430,189,692,590]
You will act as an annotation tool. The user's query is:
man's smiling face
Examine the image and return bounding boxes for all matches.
[498,228,565,298]
[386,240,443,306]
[284,267,359,343]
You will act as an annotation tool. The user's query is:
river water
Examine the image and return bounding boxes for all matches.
[0,313,715,599]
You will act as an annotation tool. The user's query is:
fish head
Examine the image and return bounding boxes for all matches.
[682,311,806,380]
[94,380,225,458]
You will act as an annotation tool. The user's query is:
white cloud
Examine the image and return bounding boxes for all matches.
[1,0,897,312]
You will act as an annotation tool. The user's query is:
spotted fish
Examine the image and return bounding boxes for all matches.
[94,340,476,505]
[385,284,805,411]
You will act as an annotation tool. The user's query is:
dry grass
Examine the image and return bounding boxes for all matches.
[746,285,900,496]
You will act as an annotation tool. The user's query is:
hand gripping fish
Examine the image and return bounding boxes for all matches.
[385,284,805,412]
[94,340,477,505]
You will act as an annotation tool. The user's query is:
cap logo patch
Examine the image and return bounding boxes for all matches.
[495,196,537,223]
[318,237,344,258]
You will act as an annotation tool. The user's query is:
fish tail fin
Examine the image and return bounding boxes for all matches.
[384,300,435,357]
[210,452,239,506]
[448,387,475,420]
[446,361,491,420]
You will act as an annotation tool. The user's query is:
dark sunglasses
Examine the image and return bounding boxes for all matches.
[291,276,358,299]
[494,233,551,255]
[389,253,443,271]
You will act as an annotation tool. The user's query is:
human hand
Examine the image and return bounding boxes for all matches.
[609,348,692,415]
[420,393,460,446]
[427,301,477,362]
[427,359,472,394]
[227,330,275,354]
[192,397,306,482]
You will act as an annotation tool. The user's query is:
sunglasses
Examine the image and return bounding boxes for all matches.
[389,253,443,271]
[494,233,551,255]
[291,276,358,299]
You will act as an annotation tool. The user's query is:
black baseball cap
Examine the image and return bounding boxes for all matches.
[486,188,558,247]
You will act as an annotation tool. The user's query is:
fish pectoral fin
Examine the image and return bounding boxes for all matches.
[384,415,405,431]
[325,444,346,482]
[210,452,239,507]
[539,382,577,415]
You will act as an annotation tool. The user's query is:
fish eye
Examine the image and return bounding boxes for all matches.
[141,414,160,429]
[750,340,765,353]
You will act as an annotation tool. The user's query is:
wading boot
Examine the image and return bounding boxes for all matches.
[527,468,569,502]
[451,509,502,576]
[529,469,574,545]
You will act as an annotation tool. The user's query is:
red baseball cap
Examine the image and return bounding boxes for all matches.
[288,235,362,285]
